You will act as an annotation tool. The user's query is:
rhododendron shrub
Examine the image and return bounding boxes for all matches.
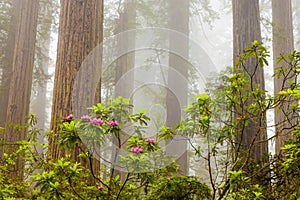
[30,97,211,199]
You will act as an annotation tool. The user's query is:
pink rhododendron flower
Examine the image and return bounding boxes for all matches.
[90,118,103,125]
[81,115,91,120]
[66,114,73,119]
[107,120,118,126]
[61,114,73,122]
[131,146,144,153]
[97,185,104,190]
[146,138,155,143]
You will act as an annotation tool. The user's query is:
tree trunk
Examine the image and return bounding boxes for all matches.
[166,0,189,175]
[112,0,136,179]
[114,1,136,99]
[0,1,18,126]
[49,0,103,177]
[31,0,54,156]
[0,0,19,157]
[232,0,268,164]
[272,0,296,155]
[4,0,39,180]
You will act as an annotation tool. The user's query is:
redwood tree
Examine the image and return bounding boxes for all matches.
[31,0,56,156]
[4,0,39,180]
[49,1,103,173]
[166,0,189,175]
[272,0,296,154]
[0,0,18,158]
[232,0,268,164]
[0,1,17,129]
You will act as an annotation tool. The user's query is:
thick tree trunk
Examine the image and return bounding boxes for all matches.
[0,2,18,125]
[272,0,296,155]
[166,0,189,175]
[49,0,103,177]
[4,0,39,180]
[0,0,19,157]
[232,0,268,163]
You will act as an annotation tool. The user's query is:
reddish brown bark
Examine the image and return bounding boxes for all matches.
[49,0,103,176]
[4,0,39,180]
[232,0,268,163]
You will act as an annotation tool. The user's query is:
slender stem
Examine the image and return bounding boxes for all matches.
[68,177,85,200]
[116,173,130,200]
[87,152,110,190]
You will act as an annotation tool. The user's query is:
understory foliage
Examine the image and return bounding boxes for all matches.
[1,42,300,199]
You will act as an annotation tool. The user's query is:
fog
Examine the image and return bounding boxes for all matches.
[0,0,300,178]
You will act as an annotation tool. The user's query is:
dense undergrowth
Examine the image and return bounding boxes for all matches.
[1,41,300,199]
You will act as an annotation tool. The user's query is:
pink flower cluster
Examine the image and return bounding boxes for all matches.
[97,185,104,190]
[61,114,73,122]
[107,120,118,127]
[66,114,73,119]
[131,146,143,153]
[90,118,103,125]
[81,115,103,125]
[146,138,155,143]
[80,115,119,127]
[81,115,91,120]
